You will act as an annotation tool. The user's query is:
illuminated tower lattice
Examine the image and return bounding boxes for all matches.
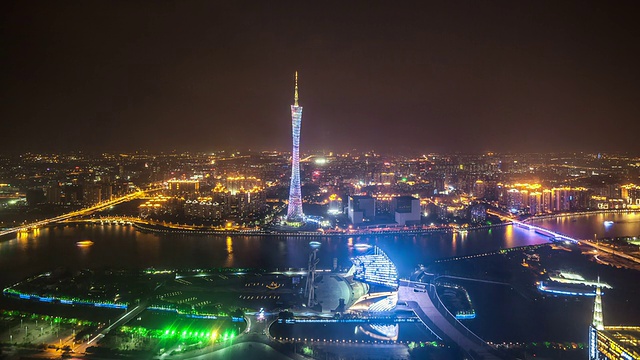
[287,71,305,222]
[592,280,604,330]
[589,279,604,360]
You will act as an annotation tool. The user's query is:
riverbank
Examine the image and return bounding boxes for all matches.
[84,209,640,238]
[131,220,512,238]
[523,209,639,223]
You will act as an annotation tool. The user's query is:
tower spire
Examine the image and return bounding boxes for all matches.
[593,277,604,330]
[294,71,299,107]
[287,71,304,223]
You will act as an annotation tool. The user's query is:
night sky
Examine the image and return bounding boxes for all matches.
[2,1,639,153]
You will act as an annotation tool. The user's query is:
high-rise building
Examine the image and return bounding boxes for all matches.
[391,196,421,226]
[167,180,200,195]
[542,189,553,213]
[473,179,486,198]
[348,195,375,225]
[327,194,343,215]
[529,191,543,215]
[287,72,305,222]
[469,203,487,223]
[225,176,262,195]
[589,282,640,359]
[622,184,640,206]
[507,188,524,211]
[82,183,102,205]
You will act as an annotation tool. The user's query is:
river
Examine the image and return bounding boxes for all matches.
[1,212,639,344]
[0,222,551,288]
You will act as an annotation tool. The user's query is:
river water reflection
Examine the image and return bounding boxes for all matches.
[0,223,552,287]
[1,212,639,344]
[533,211,640,240]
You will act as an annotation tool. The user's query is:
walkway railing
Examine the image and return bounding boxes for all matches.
[427,282,487,349]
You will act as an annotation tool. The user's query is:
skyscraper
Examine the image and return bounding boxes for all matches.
[589,281,604,360]
[287,72,304,223]
[588,280,640,360]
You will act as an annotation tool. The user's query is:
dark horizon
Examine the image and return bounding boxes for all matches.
[2,1,640,154]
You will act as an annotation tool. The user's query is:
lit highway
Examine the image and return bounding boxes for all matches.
[0,186,162,238]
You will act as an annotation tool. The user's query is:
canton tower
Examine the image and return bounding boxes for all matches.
[287,71,305,222]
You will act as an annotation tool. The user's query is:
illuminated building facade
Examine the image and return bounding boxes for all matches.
[167,179,200,195]
[622,184,640,206]
[589,283,640,359]
[327,194,343,215]
[350,246,398,289]
[469,203,487,223]
[529,191,542,215]
[184,198,223,220]
[224,176,262,195]
[286,72,305,223]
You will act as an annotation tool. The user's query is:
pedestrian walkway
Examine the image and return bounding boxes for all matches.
[398,280,501,359]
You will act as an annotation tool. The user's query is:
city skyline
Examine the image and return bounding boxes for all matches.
[0,127,639,359]
[1,1,640,154]
[2,2,640,356]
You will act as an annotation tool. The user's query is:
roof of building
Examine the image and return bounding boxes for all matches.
[602,326,640,358]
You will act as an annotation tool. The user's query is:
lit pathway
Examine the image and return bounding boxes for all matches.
[79,301,149,353]
[398,280,501,360]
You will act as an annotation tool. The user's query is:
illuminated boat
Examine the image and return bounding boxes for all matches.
[604,220,614,225]
[353,243,372,251]
[309,241,321,248]
[76,240,94,247]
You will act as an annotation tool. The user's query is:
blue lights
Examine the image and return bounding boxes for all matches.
[5,290,129,308]
[277,318,419,324]
[94,302,127,309]
[351,246,399,289]
[589,326,598,360]
[455,313,476,320]
[537,282,596,297]
[515,219,578,243]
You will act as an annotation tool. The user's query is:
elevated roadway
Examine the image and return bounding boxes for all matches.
[398,280,501,360]
[78,302,149,353]
[0,187,161,238]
